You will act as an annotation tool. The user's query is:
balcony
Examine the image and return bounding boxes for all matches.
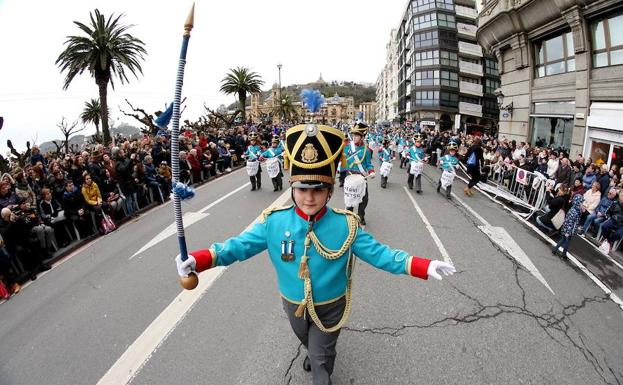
[459,81,483,97]
[459,60,483,77]
[455,5,478,19]
[454,0,476,7]
[457,23,477,39]
[459,102,483,118]
[406,84,412,95]
[459,41,483,58]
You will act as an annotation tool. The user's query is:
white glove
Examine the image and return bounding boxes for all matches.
[368,172,376,179]
[427,260,456,280]
[175,253,197,278]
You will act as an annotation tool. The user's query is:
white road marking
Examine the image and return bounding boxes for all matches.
[129,183,250,260]
[403,187,453,265]
[196,182,250,213]
[96,188,292,385]
[480,225,555,295]
[448,173,623,312]
[450,191,554,295]
[129,212,211,259]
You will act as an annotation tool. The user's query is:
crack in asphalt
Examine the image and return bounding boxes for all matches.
[376,169,623,384]
[283,343,302,385]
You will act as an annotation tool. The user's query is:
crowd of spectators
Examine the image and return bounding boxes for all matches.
[380,125,623,258]
[0,125,268,299]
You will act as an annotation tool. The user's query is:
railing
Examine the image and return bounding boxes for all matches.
[459,81,483,96]
[456,163,549,219]
[457,22,477,38]
[459,101,483,117]
[455,5,478,19]
[459,60,483,76]
[459,41,483,57]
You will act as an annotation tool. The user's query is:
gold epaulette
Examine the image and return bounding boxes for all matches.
[260,204,294,223]
[331,208,361,226]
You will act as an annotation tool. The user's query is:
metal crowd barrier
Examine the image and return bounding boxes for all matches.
[457,163,548,219]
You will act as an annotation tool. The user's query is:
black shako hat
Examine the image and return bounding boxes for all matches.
[284,124,346,187]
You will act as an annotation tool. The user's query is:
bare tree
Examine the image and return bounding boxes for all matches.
[57,117,85,154]
[120,98,186,135]
[6,140,31,168]
[204,104,241,128]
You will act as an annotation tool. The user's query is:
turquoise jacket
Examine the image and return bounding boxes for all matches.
[404,146,426,162]
[378,148,393,164]
[342,144,375,174]
[245,145,262,161]
[261,146,284,159]
[191,206,430,304]
[439,154,459,172]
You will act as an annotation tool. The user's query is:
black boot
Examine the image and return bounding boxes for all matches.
[302,356,311,372]
[272,179,278,192]
[408,183,413,190]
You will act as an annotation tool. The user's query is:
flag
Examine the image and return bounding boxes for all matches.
[154,102,174,128]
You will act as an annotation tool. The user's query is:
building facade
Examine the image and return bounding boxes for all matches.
[377,29,399,123]
[478,0,623,163]
[389,0,499,132]
[358,102,378,124]
[246,84,356,126]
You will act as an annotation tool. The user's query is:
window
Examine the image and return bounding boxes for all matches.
[415,91,439,106]
[440,71,458,87]
[413,31,438,48]
[413,12,437,30]
[440,92,458,107]
[531,117,573,150]
[440,50,458,66]
[411,0,453,13]
[485,78,500,94]
[414,50,439,67]
[461,76,480,84]
[484,58,498,76]
[592,13,623,68]
[535,32,575,77]
[437,13,456,28]
[460,96,479,104]
[415,70,440,86]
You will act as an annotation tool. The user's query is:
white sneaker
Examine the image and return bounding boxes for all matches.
[599,241,611,254]
[225,168,232,173]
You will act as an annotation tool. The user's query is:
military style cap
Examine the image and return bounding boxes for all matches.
[447,141,458,151]
[349,122,368,137]
[249,132,259,140]
[414,133,423,142]
[271,134,280,143]
[284,124,345,187]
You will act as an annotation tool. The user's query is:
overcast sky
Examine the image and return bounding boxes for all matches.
[0,0,406,151]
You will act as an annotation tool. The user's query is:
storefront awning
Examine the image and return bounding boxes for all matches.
[529,113,574,119]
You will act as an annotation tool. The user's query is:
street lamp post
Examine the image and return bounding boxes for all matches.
[277,63,283,123]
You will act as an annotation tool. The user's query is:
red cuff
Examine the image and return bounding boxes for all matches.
[191,249,216,272]
[406,256,430,280]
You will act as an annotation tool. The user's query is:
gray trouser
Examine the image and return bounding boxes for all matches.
[282,297,346,385]
[31,225,56,249]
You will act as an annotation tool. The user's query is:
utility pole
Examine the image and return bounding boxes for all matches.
[277,63,283,123]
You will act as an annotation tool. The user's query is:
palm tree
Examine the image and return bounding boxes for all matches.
[274,94,297,122]
[220,67,264,123]
[81,98,102,138]
[56,9,146,145]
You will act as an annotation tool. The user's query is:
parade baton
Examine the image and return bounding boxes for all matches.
[170,4,198,290]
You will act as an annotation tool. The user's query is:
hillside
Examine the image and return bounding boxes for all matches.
[228,80,376,109]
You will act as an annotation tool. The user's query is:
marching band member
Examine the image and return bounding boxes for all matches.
[260,136,284,191]
[404,133,426,193]
[175,122,456,385]
[378,137,394,189]
[244,132,262,191]
[436,141,460,199]
[341,123,375,225]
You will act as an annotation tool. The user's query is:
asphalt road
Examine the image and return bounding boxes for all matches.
[1,162,622,385]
